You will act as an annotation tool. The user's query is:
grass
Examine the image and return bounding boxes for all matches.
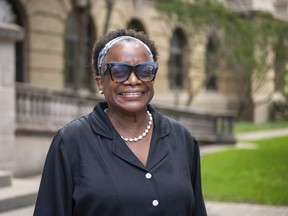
[235,120,288,134]
[201,136,288,205]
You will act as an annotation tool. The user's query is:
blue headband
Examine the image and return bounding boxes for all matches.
[97,36,153,75]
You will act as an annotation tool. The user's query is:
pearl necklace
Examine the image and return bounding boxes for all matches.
[122,111,153,142]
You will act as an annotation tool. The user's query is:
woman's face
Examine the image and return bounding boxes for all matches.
[96,41,155,114]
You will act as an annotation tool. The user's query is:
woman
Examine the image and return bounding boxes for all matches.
[34,28,207,216]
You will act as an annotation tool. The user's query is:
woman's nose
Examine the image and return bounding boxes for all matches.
[125,72,141,85]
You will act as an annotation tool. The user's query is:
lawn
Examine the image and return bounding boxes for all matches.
[201,136,288,205]
[235,120,288,134]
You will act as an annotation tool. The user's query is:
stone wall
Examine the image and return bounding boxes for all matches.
[0,22,24,172]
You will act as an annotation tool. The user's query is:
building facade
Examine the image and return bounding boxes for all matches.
[0,0,287,176]
[2,0,287,121]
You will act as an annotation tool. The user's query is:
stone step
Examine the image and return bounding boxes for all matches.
[0,177,39,213]
[0,206,34,216]
[0,172,11,188]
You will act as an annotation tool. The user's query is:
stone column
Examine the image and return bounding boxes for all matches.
[0,22,24,173]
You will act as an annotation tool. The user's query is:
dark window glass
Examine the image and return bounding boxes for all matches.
[64,10,95,91]
[169,29,186,89]
[127,19,146,33]
[205,36,219,91]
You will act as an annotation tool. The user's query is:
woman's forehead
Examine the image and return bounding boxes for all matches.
[105,41,152,62]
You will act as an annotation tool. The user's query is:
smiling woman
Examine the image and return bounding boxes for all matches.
[33,28,207,216]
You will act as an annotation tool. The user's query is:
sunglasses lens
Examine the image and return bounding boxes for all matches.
[107,62,157,82]
[137,65,155,82]
[110,65,130,82]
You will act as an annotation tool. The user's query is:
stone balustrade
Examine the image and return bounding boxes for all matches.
[153,104,236,144]
[16,82,99,133]
[16,83,236,144]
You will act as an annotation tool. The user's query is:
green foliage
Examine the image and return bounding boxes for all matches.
[201,136,288,205]
[156,0,288,117]
[156,0,288,83]
[272,94,288,120]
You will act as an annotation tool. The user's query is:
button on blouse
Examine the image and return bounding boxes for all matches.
[146,173,152,179]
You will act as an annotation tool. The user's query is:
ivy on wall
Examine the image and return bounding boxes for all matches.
[156,0,288,118]
[156,0,288,89]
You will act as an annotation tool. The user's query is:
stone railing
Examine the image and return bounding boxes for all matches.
[154,103,236,144]
[16,83,100,133]
[16,83,236,144]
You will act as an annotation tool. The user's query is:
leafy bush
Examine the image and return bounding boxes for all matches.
[271,93,288,120]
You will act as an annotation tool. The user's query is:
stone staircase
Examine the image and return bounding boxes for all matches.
[0,171,39,215]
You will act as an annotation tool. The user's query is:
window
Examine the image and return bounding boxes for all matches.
[64,9,95,91]
[274,37,288,92]
[205,35,220,91]
[127,19,146,33]
[169,29,187,89]
[64,11,79,89]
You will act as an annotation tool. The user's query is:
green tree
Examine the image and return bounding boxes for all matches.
[156,0,288,120]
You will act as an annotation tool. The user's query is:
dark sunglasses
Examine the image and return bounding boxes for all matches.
[104,62,158,83]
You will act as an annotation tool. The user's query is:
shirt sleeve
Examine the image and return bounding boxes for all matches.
[191,138,207,216]
[33,130,74,216]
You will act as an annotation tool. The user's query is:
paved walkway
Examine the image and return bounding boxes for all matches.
[236,127,288,141]
[1,128,287,216]
[206,201,288,216]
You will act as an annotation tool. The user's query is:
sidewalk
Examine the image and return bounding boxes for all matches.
[236,127,288,141]
[200,128,288,156]
[206,201,288,216]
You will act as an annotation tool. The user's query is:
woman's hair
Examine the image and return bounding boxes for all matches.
[91,28,159,76]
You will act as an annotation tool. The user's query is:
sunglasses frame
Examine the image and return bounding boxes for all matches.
[104,61,158,83]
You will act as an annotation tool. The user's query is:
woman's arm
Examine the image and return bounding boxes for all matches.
[34,131,73,216]
[191,138,207,216]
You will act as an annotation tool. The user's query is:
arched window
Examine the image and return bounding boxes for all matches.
[64,9,95,91]
[64,11,79,89]
[205,35,220,91]
[274,37,288,92]
[0,0,27,82]
[127,19,146,33]
[169,29,187,89]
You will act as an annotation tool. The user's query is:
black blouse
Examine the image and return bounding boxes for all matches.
[34,102,207,216]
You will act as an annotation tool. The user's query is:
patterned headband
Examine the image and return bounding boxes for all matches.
[97,36,154,75]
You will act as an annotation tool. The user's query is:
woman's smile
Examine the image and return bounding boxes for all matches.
[119,91,145,96]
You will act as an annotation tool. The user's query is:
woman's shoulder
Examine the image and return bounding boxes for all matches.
[159,112,192,135]
[58,113,93,139]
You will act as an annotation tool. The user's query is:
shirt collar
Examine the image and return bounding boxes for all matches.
[89,102,170,140]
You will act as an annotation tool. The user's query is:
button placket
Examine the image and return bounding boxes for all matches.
[144,172,159,208]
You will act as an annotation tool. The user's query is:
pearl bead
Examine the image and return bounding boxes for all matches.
[121,110,153,142]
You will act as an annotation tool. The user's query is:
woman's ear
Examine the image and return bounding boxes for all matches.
[95,76,104,94]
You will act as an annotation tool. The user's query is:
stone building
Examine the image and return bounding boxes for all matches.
[0,0,287,174]
[0,0,287,176]
[0,0,287,212]
[2,0,287,121]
